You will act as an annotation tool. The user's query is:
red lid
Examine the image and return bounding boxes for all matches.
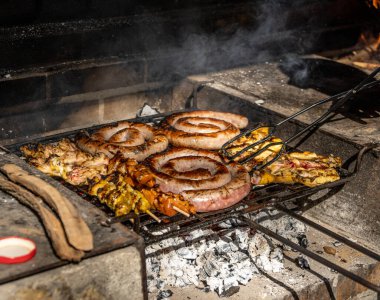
[0,236,36,264]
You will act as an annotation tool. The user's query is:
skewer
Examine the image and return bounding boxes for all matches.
[146,210,161,223]
[173,205,190,217]
[352,61,380,69]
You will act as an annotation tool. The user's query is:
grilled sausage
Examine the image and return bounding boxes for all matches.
[147,148,251,212]
[76,122,168,161]
[160,110,249,150]
[182,164,251,212]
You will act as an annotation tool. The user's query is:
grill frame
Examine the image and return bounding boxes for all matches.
[3,106,379,294]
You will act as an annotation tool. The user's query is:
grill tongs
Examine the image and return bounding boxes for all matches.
[221,67,380,171]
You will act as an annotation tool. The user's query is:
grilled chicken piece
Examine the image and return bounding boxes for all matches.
[89,174,153,216]
[251,151,342,187]
[21,139,109,186]
[89,172,196,217]
[222,127,283,167]
[21,139,195,217]
[142,189,196,217]
[107,154,156,187]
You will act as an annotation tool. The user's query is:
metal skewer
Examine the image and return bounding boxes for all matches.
[220,67,380,170]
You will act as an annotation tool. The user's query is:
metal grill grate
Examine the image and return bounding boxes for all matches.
[4,108,379,294]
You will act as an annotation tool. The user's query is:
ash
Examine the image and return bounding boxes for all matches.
[146,209,307,298]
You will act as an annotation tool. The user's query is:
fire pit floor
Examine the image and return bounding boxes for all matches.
[152,222,379,300]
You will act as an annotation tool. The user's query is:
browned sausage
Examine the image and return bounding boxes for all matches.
[76,121,168,161]
[160,110,248,150]
[147,148,251,212]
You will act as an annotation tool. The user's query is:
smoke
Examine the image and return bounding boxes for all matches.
[150,0,319,77]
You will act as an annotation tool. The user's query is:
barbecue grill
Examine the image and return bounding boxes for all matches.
[1,1,380,299]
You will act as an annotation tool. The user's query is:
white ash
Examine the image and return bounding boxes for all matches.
[146,209,308,298]
[247,209,307,251]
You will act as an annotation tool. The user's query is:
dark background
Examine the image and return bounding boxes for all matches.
[1,0,378,73]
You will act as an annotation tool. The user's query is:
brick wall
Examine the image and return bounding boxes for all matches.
[0,56,180,143]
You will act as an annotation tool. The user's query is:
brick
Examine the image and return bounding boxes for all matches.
[0,34,83,71]
[54,100,101,129]
[48,61,145,98]
[102,90,172,122]
[0,76,46,110]
[0,100,101,141]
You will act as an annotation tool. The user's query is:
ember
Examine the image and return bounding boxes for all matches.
[146,210,306,297]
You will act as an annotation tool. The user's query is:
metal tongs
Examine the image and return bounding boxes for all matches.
[221,67,380,171]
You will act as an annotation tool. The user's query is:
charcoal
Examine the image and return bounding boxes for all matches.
[234,228,250,250]
[220,286,240,298]
[156,279,165,290]
[248,233,284,272]
[225,251,249,264]
[186,229,213,241]
[237,267,255,285]
[157,290,173,300]
[248,233,271,258]
[203,254,220,277]
[297,234,309,248]
[207,277,222,294]
[146,210,307,298]
[218,218,243,228]
[296,256,310,269]
[147,278,158,293]
[215,239,238,254]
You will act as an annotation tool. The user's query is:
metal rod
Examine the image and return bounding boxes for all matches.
[275,205,380,261]
[239,216,380,293]
[220,76,380,170]
[144,213,238,245]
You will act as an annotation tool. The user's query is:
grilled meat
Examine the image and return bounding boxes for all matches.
[89,172,195,216]
[147,147,251,212]
[21,139,109,186]
[75,121,168,161]
[21,141,195,217]
[222,127,282,168]
[220,127,342,187]
[251,151,342,187]
[89,173,152,216]
[160,110,248,150]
